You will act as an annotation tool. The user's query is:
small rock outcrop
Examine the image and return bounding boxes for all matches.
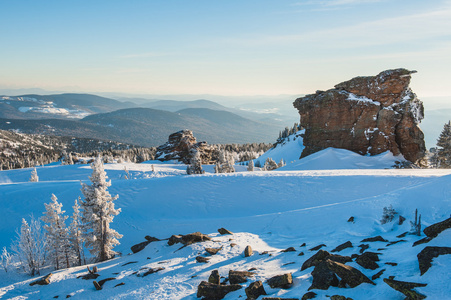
[30,273,52,286]
[245,281,267,300]
[293,69,425,163]
[383,278,427,299]
[197,281,242,300]
[301,250,352,271]
[423,217,451,238]
[218,228,233,235]
[267,273,293,289]
[417,246,451,275]
[167,232,211,246]
[228,270,255,284]
[331,241,353,253]
[355,252,380,270]
[155,130,217,164]
[244,245,253,257]
[208,270,220,284]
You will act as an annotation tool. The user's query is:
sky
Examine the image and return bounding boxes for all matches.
[1,0,450,98]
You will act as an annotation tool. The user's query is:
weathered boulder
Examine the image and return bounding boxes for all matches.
[330,296,353,300]
[205,246,222,255]
[168,232,211,246]
[208,270,220,284]
[131,241,151,254]
[331,241,353,253]
[244,245,253,257]
[155,130,217,164]
[361,236,388,243]
[30,273,52,286]
[197,281,242,300]
[218,228,233,235]
[293,69,425,163]
[267,273,293,289]
[196,256,210,263]
[423,217,451,238]
[245,281,267,300]
[355,252,380,270]
[141,267,164,277]
[309,244,326,251]
[228,270,255,284]
[417,246,451,275]
[309,261,339,290]
[281,247,297,253]
[371,269,385,280]
[301,250,352,271]
[383,278,427,299]
[302,292,317,300]
[325,260,375,288]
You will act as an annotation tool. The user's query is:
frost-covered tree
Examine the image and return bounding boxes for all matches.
[380,205,397,224]
[69,197,85,266]
[437,121,451,168]
[187,149,205,175]
[278,159,285,168]
[42,194,72,270]
[12,216,46,276]
[215,150,235,173]
[80,156,122,262]
[1,247,12,273]
[29,167,39,182]
[264,157,278,171]
[247,160,254,172]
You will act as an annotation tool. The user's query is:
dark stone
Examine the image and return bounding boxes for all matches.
[386,240,406,246]
[248,267,257,271]
[142,267,165,277]
[347,216,355,223]
[302,291,317,300]
[298,252,305,256]
[114,282,125,288]
[399,215,406,225]
[228,270,255,284]
[413,237,432,247]
[371,269,385,280]
[309,244,326,251]
[206,246,223,255]
[93,281,102,290]
[245,281,266,300]
[300,243,306,247]
[383,278,427,299]
[218,228,233,235]
[361,236,388,243]
[197,281,242,300]
[281,247,296,252]
[262,298,299,300]
[301,250,352,271]
[244,245,253,257]
[423,217,451,238]
[282,262,295,266]
[131,240,151,253]
[208,270,220,284]
[355,252,380,270]
[309,261,339,290]
[358,244,369,253]
[144,236,160,242]
[330,296,353,300]
[417,246,451,275]
[397,232,408,238]
[267,273,293,289]
[326,260,375,288]
[98,277,115,287]
[168,232,211,246]
[122,261,138,266]
[230,243,237,247]
[30,273,52,286]
[196,256,210,263]
[331,241,353,253]
[385,262,397,266]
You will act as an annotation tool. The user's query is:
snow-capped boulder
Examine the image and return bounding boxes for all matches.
[293,69,425,163]
[155,129,217,164]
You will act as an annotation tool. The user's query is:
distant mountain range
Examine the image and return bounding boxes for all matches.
[0,93,288,146]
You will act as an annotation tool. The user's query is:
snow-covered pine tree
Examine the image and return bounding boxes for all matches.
[215,150,235,173]
[247,160,254,171]
[29,167,39,182]
[264,157,278,171]
[437,121,451,168]
[69,197,85,266]
[42,194,72,270]
[1,247,12,273]
[80,156,122,262]
[278,159,285,168]
[12,216,46,276]
[186,149,205,175]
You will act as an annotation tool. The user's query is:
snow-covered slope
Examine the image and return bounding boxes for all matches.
[1,151,451,299]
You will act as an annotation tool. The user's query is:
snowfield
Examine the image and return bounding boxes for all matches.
[1,140,451,299]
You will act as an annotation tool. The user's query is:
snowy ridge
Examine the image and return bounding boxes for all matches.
[1,149,451,299]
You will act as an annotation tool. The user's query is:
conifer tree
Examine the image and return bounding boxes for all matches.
[437,121,451,168]
[69,197,85,266]
[264,157,278,171]
[12,216,46,276]
[186,149,205,175]
[29,167,39,182]
[42,194,72,269]
[215,150,235,173]
[80,156,122,262]
[247,160,254,172]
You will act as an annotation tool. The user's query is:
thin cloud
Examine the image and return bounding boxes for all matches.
[120,52,172,59]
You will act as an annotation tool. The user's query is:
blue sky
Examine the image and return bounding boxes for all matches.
[1,0,450,97]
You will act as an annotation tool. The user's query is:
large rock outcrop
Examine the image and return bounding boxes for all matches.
[155,130,217,164]
[293,69,425,163]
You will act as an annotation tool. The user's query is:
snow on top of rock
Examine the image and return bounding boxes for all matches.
[346,92,380,105]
